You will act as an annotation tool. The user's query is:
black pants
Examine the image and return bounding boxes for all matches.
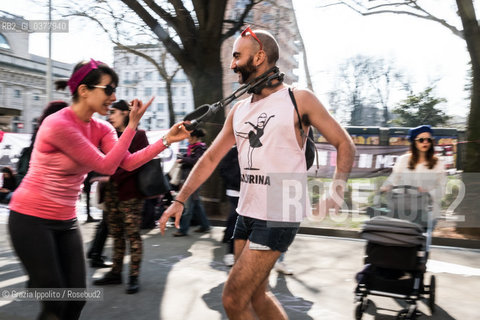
[8,210,86,320]
[223,196,239,254]
[87,210,109,259]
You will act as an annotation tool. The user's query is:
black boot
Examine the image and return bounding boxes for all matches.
[90,255,113,268]
[126,276,139,294]
[93,271,122,285]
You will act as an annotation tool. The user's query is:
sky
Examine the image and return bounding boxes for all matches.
[0,0,475,118]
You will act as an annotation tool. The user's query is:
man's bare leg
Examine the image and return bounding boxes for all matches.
[222,240,286,320]
[251,277,288,320]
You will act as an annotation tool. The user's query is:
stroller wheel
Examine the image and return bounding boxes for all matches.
[428,275,436,314]
[397,305,417,320]
[354,298,369,320]
[354,302,363,320]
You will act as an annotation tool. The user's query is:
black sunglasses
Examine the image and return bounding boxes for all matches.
[91,84,116,96]
[415,137,433,143]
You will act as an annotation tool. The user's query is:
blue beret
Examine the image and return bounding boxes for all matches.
[408,125,433,142]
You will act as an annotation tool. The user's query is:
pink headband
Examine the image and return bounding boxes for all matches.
[67,59,104,95]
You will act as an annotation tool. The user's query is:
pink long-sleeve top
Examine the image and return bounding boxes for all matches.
[10,107,167,220]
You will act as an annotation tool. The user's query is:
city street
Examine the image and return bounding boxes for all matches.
[0,204,479,320]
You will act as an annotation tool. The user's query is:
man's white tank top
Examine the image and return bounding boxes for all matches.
[233,87,310,222]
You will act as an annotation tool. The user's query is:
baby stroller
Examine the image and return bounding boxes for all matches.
[354,185,436,320]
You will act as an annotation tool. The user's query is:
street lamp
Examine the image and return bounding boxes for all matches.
[46,0,53,102]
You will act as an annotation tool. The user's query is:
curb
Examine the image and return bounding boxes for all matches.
[210,219,480,250]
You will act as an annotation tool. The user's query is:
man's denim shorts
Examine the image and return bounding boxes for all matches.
[233,215,300,252]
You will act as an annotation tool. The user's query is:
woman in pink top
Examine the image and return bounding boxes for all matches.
[8,59,190,320]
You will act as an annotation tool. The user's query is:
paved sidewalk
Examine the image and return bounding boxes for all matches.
[0,207,479,319]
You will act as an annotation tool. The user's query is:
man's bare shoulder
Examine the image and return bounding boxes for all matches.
[291,87,326,112]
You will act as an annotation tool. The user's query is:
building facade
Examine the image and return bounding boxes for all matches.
[113,44,194,131]
[0,11,72,133]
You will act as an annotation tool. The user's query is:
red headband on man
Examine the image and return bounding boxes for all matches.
[67,59,104,94]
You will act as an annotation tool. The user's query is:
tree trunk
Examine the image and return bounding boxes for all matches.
[454,0,480,237]
[165,81,175,127]
[171,45,224,215]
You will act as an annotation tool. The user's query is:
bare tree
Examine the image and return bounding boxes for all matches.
[328,55,408,126]
[58,0,265,214]
[319,0,480,235]
[63,7,181,127]
[318,0,480,173]
[59,0,263,133]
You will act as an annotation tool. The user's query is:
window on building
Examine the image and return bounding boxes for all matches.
[157,87,166,96]
[125,88,130,96]
[145,87,152,96]
[134,72,139,80]
[125,72,130,80]
[133,88,137,96]
[14,89,21,98]
[0,33,11,50]
[181,103,186,111]
[172,87,177,96]
[157,103,165,112]
[32,117,39,130]
[33,95,40,101]
[145,71,153,81]
[180,87,186,96]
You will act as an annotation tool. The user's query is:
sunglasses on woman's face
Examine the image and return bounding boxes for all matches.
[415,137,433,143]
[92,84,116,96]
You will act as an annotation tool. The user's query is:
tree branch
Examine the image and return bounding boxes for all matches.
[222,0,263,41]
[319,0,464,39]
[120,0,189,66]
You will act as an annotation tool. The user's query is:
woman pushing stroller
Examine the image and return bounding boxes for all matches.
[381,125,447,219]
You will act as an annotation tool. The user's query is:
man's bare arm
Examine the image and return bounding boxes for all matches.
[294,89,356,181]
[294,89,356,214]
[159,105,238,234]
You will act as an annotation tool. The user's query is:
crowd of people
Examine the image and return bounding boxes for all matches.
[2,25,448,320]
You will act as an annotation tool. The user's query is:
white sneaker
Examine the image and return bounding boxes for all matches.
[223,254,234,267]
[166,221,175,228]
[274,261,293,275]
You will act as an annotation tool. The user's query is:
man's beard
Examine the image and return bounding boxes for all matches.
[234,56,257,83]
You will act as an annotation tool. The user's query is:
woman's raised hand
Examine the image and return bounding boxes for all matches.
[163,121,192,145]
[127,97,155,129]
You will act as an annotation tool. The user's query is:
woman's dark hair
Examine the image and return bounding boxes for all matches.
[55,61,118,102]
[2,166,13,176]
[30,100,69,147]
[111,100,130,128]
[408,138,438,170]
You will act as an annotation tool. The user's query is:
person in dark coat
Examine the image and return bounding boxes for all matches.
[92,100,149,294]
[173,128,211,236]
[0,167,16,204]
[219,146,240,266]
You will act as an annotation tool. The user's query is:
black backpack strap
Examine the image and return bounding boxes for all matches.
[287,87,319,174]
[288,87,305,138]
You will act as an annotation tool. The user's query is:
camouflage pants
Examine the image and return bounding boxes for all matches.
[105,183,144,277]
